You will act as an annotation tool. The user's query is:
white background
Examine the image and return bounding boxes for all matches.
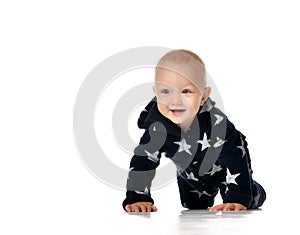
[1,0,299,234]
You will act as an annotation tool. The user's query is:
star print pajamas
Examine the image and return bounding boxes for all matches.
[122,98,266,210]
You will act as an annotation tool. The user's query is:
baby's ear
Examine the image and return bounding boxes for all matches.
[201,87,211,105]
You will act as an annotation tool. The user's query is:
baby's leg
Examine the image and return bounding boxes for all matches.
[249,180,266,209]
[177,176,215,209]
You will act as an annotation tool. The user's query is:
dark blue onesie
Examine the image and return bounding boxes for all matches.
[123,97,266,210]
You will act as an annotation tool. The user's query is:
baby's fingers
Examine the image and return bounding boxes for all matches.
[209,204,225,211]
[151,205,157,212]
[132,205,142,212]
[125,204,133,212]
[125,204,142,212]
[125,202,157,212]
[140,204,147,212]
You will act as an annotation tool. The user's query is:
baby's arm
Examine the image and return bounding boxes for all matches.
[123,129,163,212]
[217,119,266,209]
[125,202,157,212]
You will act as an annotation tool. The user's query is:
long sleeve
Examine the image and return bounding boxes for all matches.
[122,128,163,210]
[218,119,265,208]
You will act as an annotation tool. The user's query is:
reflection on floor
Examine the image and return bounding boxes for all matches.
[116,209,293,235]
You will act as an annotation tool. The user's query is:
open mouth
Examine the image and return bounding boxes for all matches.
[170,109,186,116]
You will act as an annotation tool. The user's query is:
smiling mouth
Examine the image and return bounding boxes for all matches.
[170,109,186,116]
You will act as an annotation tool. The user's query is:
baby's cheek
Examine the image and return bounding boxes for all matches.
[157,103,168,115]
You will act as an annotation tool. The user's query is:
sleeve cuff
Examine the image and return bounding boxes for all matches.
[122,194,154,211]
[223,190,253,208]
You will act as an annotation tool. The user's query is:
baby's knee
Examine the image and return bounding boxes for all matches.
[181,199,213,210]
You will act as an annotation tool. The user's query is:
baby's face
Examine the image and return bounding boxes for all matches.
[154,68,203,128]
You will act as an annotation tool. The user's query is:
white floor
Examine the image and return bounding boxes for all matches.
[93,183,297,235]
[121,210,271,235]
[103,206,296,235]
[3,174,298,235]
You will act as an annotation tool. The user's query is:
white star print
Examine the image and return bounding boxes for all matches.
[214,114,224,126]
[253,194,260,207]
[224,186,229,194]
[144,186,149,195]
[213,137,226,148]
[237,136,246,158]
[127,167,134,179]
[199,99,214,113]
[226,168,240,185]
[221,182,229,194]
[135,186,149,195]
[186,172,199,181]
[206,102,214,112]
[196,132,211,151]
[174,138,192,155]
[247,163,253,175]
[135,190,144,194]
[144,150,160,163]
[177,168,183,176]
[221,181,229,193]
[206,164,222,176]
[190,190,212,198]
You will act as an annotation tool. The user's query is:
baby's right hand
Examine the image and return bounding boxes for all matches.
[125,201,157,212]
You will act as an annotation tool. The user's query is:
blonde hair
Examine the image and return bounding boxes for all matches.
[155,49,207,92]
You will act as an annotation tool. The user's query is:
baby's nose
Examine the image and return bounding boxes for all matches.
[171,92,183,105]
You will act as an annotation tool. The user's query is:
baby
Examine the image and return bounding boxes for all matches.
[123,49,266,212]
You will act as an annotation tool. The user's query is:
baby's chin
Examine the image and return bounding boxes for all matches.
[164,113,196,127]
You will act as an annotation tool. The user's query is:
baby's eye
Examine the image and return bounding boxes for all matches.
[182,89,192,94]
[161,89,169,94]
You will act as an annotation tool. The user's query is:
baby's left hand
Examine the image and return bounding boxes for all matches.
[209,203,247,211]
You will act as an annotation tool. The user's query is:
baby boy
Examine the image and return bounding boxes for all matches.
[123,49,266,212]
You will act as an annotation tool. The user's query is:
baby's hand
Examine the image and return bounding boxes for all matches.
[125,202,157,212]
[209,203,246,211]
